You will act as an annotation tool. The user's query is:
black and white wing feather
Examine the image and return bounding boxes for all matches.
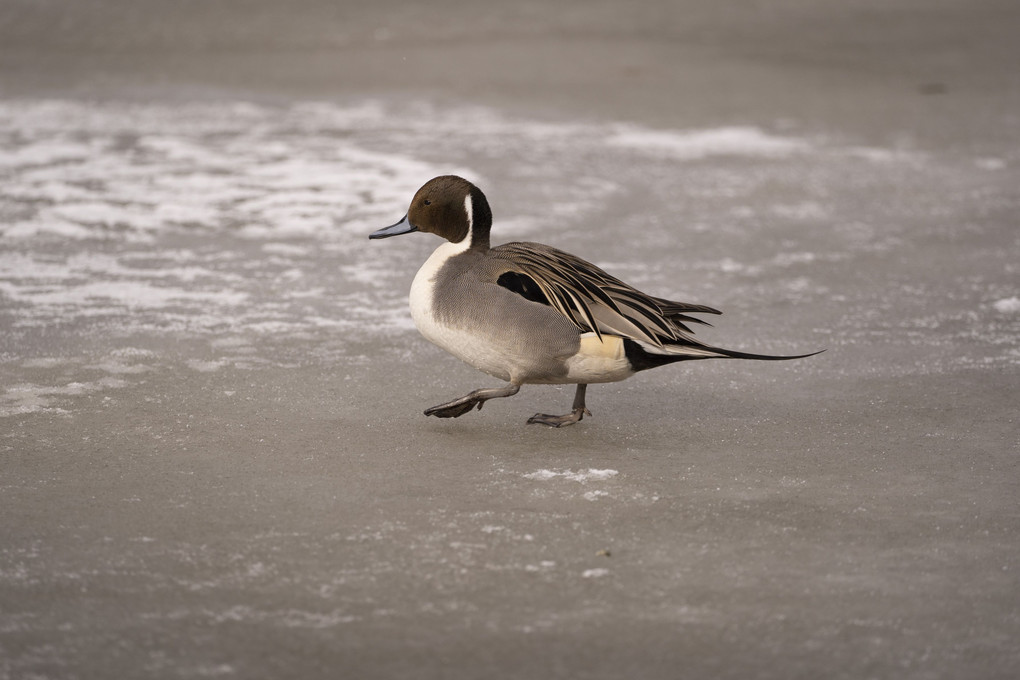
[492,241,720,349]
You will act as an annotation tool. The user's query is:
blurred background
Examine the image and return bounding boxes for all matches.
[2,0,1017,141]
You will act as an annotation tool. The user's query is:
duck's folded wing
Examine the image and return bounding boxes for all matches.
[490,241,720,348]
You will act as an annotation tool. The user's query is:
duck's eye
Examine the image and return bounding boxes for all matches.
[423,199,431,206]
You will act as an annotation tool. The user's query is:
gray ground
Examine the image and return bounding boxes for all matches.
[2,1,1019,679]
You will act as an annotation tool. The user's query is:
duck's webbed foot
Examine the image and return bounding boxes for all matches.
[527,384,591,428]
[424,384,520,419]
[424,400,477,418]
[526,408,591,428]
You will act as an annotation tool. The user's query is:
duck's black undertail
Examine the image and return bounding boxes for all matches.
[623,339,824,372]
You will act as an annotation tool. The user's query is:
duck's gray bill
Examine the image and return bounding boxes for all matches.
[369,215,417,239]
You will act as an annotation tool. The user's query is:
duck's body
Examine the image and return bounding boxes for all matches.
[370,176,821,427]
[410,240,588,385]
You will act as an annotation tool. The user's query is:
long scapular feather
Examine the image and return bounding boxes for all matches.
[491,241,716,347]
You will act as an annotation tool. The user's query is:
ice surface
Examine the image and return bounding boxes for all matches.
[1,73,1018,680]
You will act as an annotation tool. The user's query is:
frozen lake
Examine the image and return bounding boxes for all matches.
[2,2,1019,679]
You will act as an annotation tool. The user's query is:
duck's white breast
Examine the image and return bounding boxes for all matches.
[409,241,514,382]
[408,240,461,332]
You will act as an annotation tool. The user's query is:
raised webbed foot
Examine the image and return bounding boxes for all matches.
[423,384,521,419]
[425,399,482,418]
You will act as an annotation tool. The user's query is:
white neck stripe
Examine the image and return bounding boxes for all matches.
[438,193,474,255]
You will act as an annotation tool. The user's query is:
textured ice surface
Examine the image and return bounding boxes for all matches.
[1,95,1018,680]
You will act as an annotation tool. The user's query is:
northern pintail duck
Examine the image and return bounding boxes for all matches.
[370,175,821,427]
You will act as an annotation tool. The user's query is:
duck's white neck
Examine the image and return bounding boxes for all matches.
[411,193,477,309]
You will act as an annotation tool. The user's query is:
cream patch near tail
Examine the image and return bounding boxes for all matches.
[564,333,634,383]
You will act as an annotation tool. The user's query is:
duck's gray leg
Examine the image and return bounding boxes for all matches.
[527,384,591,428]
[425,383,521,419]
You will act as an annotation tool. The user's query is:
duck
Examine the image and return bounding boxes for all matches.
[370,175,822,427]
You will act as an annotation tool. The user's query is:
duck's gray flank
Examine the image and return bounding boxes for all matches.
[369,175,822,427]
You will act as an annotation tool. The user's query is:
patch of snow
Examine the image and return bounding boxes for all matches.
[608,126,808,159]
[992,297,1020,313]
[524,469,619,483]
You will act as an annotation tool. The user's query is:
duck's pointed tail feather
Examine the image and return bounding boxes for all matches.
[657,345,826,361]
